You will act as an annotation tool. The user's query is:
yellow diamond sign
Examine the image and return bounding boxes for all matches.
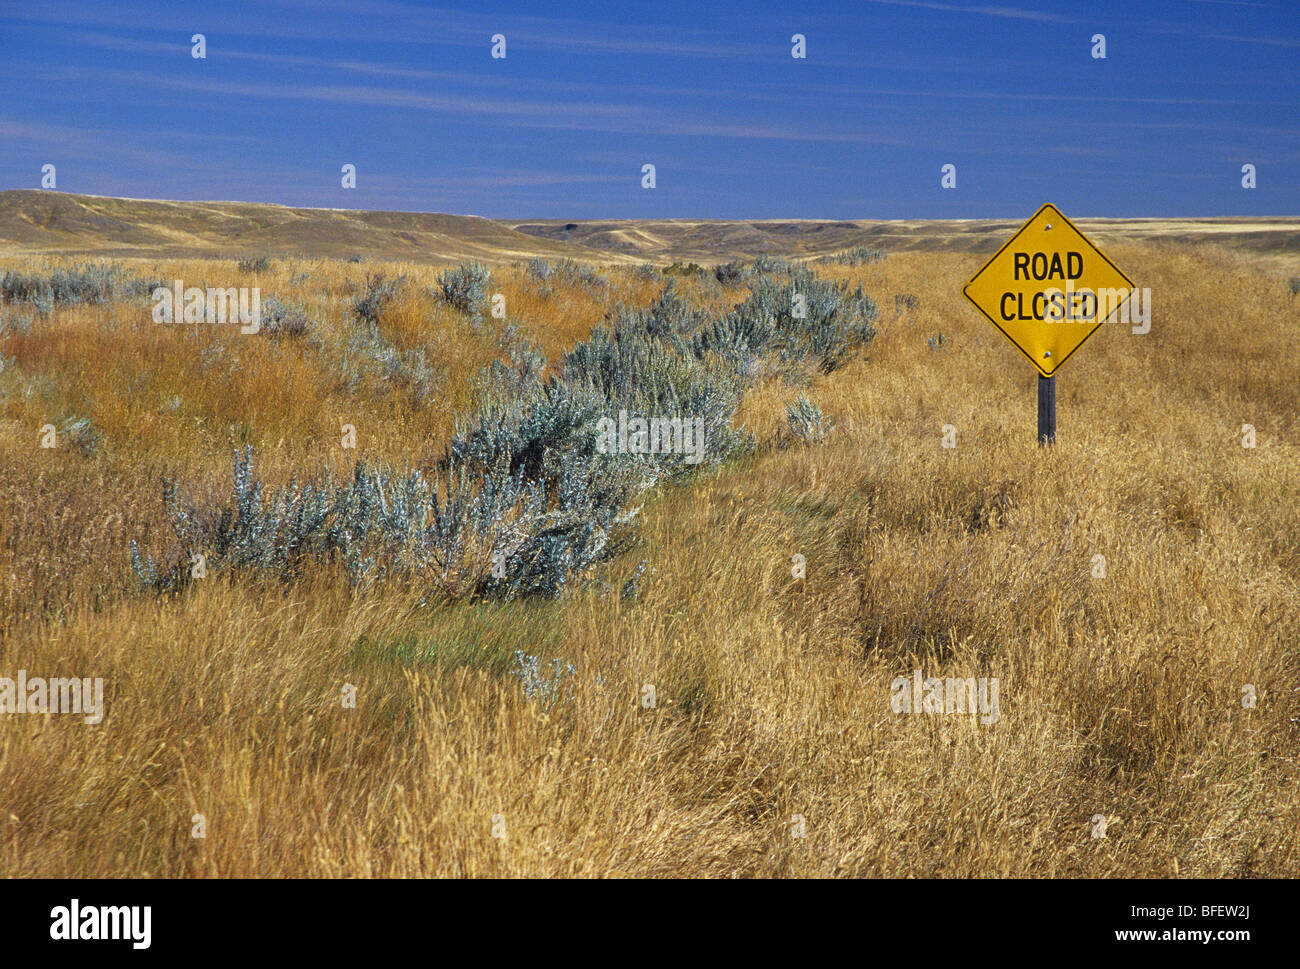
[962,203,1134,377]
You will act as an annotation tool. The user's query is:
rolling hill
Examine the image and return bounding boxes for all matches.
[2,190,1297,274]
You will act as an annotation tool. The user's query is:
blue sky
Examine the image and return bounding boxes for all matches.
[1,0,1296,218]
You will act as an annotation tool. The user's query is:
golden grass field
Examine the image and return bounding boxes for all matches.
[0,218,1297,876]
[5,190,1299,276]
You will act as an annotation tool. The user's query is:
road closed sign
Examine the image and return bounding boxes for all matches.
[962,203,1135,377]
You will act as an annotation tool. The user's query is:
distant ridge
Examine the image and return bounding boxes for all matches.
[1,191,1296,272]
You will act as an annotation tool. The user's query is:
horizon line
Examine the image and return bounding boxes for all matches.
[4,190,1299,223]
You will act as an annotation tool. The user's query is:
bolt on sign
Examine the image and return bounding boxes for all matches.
[962,203,1134,378]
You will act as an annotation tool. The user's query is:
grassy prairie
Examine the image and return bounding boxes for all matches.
[0,240,1297,877]
[5,190,1299,276]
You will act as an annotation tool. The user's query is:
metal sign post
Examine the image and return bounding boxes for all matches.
[1037,374,1056,445]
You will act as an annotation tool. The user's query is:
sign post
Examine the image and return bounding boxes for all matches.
[1037,375,1055,445]
[962,203,1134,445]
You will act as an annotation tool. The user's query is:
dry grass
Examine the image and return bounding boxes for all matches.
[6,191,1299,276]
[0,243,1297,877]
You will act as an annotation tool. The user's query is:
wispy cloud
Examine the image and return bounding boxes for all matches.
[63,30,799,102]
[1185,0,1271,7]
[861,0,1080,24]
[20,65,909,146]
[9,0,785,62]
[0,118,253,170]
[787,80,1287,108]
[1200,32,1300,48]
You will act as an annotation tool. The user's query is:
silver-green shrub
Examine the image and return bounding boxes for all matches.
[132,260,875,601]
